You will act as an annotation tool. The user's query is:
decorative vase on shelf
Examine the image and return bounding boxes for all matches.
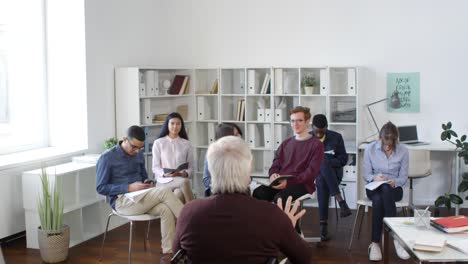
[304,86,315,95]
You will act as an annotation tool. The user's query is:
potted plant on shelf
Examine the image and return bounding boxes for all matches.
[37,167,70,263]
[434,122,468,212]
[103,137,118,150]
[301,75,316,95]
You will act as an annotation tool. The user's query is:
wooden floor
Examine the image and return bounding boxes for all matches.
[2,207,461,264]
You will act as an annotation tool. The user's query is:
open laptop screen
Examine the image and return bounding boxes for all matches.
[398,125,418,143]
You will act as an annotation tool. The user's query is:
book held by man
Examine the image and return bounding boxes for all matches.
[260,175,293,187]
[125,187,156,203]
[430,215,468,233]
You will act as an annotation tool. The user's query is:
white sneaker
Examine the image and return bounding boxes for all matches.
[393,239,410,260]
[368,242,382,261]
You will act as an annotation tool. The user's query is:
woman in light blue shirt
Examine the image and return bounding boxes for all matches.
[363,121,409,261]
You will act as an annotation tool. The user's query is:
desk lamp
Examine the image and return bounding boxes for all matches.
[366,90,401,136]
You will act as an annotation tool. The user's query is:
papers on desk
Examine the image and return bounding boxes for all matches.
[365,180,391,191]
[447,239,468,254]
[124,187,156,203]
[413,235,446,252]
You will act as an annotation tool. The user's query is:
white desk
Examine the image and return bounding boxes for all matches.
[359,142,462,214]
[383,217,468,263]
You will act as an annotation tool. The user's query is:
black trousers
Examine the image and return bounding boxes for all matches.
[366,184,403,242]
[316,160,342,222]
[252,184,308,205]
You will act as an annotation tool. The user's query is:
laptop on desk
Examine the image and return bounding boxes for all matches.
[398,125,430,146]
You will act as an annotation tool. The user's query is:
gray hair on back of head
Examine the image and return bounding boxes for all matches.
[207,136,252,194]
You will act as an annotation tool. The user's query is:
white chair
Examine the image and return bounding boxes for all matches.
[347,197,409,250]
[407,149,432,209]
[295,193,321,243]
[99,209,160,264]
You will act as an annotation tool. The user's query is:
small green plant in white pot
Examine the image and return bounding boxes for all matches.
[103,137,119,150]
[37,167,70,263]
[301,75,317,94]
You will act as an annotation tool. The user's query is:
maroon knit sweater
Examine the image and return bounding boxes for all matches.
[269,136,324,194]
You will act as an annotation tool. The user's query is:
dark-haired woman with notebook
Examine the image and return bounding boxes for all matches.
[153,112,194,204]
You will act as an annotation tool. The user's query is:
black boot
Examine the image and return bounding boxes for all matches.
[339,200,352,218]
[320,223,330,241]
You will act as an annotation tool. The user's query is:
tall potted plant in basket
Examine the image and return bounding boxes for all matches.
[37,167,70,263]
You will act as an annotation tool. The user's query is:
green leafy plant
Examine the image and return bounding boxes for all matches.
[103,137,118,150]
[435,122,468,210]
[301,75,316,87]
[38,167,64,231]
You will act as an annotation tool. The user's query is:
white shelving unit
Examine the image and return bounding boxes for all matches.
[115,66,359,207]
[22,161,127,249]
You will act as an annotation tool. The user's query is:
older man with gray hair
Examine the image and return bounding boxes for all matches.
[173,136,312,264]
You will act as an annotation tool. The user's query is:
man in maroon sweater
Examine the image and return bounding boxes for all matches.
[253,106,324,211]
[173,136,312,263]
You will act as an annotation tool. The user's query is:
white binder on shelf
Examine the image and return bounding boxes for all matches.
[319,69,329,95]
[263,124,272,148]
[264,109,272,122]
[144,70,155,97]
[257,108,265,122]
[347,68,356,95]
[143,99,152,124]
[207,122,215,145]
[153,70,160,96]
[248,124,260,148]
[274,108,287,122]
[274,69,283,95]
[274,125,285,147]
[248,70,260,94]
[197,97,211,120]
[343,165,357,181]
[139,71,146,97]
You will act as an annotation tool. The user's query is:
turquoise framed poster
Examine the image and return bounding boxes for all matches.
[386,72,420,113]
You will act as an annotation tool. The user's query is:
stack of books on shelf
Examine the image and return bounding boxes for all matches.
[236,99,245,121]
[430,215,468,233]
[168,75,189,95]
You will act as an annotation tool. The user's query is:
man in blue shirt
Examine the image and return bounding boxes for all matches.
[96,125,183,264]
[311,114,351,241]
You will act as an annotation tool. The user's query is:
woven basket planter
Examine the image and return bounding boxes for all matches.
[38,225,70,263]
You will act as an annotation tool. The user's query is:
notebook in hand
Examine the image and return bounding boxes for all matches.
[163,162,189,174]
[260,175,293,187]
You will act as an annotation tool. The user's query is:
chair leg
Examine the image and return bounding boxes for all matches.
[128,221,133,264]
[144,220,151,251]
[334,197,339,224]
[100,212,115,261]
[348,204,362,251]
[357,205,365,240]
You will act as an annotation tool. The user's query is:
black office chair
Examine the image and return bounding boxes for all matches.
[170,249,280,264]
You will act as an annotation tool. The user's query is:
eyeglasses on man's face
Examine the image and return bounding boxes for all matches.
[290,119,305,124]
[126,138,144,150]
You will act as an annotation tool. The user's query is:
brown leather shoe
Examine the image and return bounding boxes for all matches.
[160,252,173,264]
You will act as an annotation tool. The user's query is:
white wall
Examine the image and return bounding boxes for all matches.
[85,0,468,205]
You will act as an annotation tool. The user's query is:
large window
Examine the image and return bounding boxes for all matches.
[0,1,48,154]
